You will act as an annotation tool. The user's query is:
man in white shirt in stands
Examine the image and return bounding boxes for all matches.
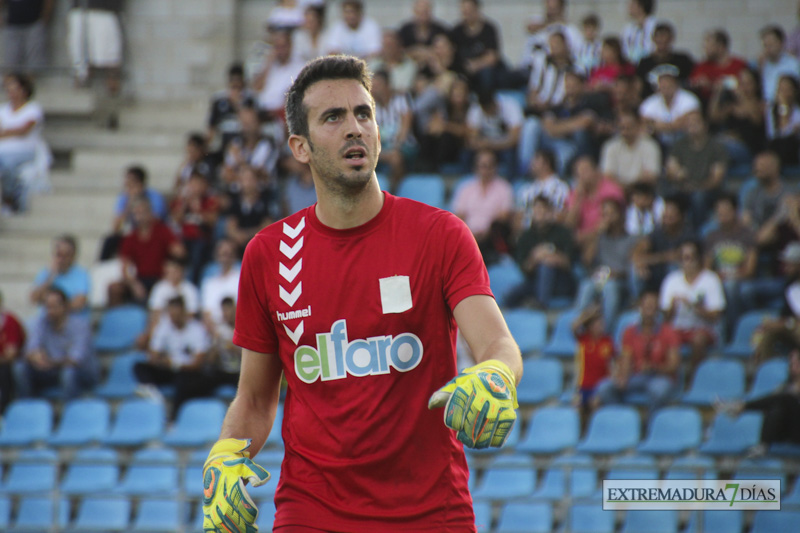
[253,30,305,118]
[323,0,381,59]
[659,239,725,372]
[621,0,657,65]
[639,64,700,149]
[600,109,661,190]
[201,239,240,333]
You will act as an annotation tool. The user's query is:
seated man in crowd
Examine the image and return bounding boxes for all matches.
[450,0,504,93]
[563,155,625,249]
[639,64,701,149]
[30,234,90,314]
[225,165,278,256]
[689,28,747,105]
[372,70,416,187]
[515,149,570,230]
[0,289,25,413]
[15,287,97,400]
[742,150,789,230]
[599,109,661,190]
[398,0,449,65]
[169,171,220,284]
[323,0,382,59]
[206,63,257,159]
[208,297,241,390]
[595,290,681,411]
[508,195,577,308]
[220,105,280,190]
[467,88,522,179]
[201,239,240,334]
[451,149,514,264]
[625,181,664,237]
[636,22,695,96]
[659,240,726,372]
[368,29,419,94]
[253,30,305,118]
[134,295,212,421]
[754,242,800,361]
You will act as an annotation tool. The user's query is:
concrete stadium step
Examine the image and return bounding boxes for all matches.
[1,200,115,238]
[45,124,184,154]
[0,235,101,276]
[35,77,98,117]
[0,280,36,319]
[50,170,123,194]
[71,149,180,190]
[118,100,207,134]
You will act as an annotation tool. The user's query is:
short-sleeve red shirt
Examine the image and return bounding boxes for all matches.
[0,311,25,356]
[120,221,178,280]
[576,334,613,390]
[622,322,681,376]
[234,193,492,532]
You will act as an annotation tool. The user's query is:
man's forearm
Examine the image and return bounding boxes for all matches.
[219,393,278,455]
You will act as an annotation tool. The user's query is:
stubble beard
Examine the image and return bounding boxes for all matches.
[309,139,376,199]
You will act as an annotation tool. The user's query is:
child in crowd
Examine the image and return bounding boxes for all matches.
[572,305,614,430]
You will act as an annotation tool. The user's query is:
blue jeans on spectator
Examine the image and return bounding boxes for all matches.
[518,117,592,176]
[595,373,677,412]
[575,276,626,330]
[719,135,753,174]
[722,278,747,341]
[740,277,786,312]
[13,360,97,400]
[0,149,35,210]
[506,264,574,307]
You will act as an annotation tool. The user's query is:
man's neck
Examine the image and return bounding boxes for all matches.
[684,268,701,283]
[314,177,384,230]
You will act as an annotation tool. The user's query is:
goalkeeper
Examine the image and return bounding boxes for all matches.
[203,54,522,533]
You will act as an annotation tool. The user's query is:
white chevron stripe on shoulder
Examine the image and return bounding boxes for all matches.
[283,321,304,345]
[283,217,306,239]
[279,259,302,283]
[279,237,304,260]
[279,282,302,306]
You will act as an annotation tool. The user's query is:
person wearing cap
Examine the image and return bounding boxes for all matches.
[755,241,800,361]
[639,63,700,148]
[636,22,695,98]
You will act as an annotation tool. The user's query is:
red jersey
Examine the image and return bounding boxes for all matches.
[689,57,747,101]
[120,221,178,280]
[622,322,680,376]
[234,193,491,532]
[169,194,219,241]
[576,334,613,390]
[0,311,25,356]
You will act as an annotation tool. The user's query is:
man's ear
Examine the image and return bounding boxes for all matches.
[288,134,311,165]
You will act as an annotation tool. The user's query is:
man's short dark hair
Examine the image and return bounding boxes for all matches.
[681,239,703,258]
[715,191,738,210]
[221,297,235,307]
[630,181,655,197]
[654,22,674,38]
[7,72,34,99]
[126,165,148,185]
[342,0,363,11]
[582,13,600,28]
[56,234,78,254]
[45,286,69,305]
[285,55,373,138]
[532,195,553,209]
[761,25,786,43]
[663,194,687,215]
[462,0,481,7]
[228,63,245,79]
[187,132,206,149]
[165,254,187,268]
[167,295,186,309]
[536,149,557,172]
[710,29,730,50]
[635,0,656,16]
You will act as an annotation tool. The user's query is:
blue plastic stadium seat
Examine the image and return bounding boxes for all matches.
[564,504,615,533]
[13,497,69,531]
[723,310,776,358]
[215,384,237,399]
[265,403,284,448]
[682,359,745,406]
[496,502,552,533]
[60,447,119,495]
[0,496,8,530]
[750,510,800,532]
[70,497,131,531]
[516,406,579,454]
[543,308,580,358]
[785,477,800,505]
[605,455,659,482]
[665,455,717,480]
[163,398,226,448]
[530,454,596,501]
[517,358,562,405]
[103,398,165,447]
[613,310,640,351]
[396,174,446,209]
[684,510,743,533]
[183,450,208,499]
[621,510,678,533]
[95,351,147,399]
[746,357,789,401]
[637,406,702,455]
[94,304,148,352]
[576,405,641,454]
[474,501,492,532]
[132,499,184,532]
[734,457,788,492]
[1,448,58,494]
[471,454,536,501]
[115,447,178,496]
[503,309,548,355]
[699,412,763,455]
[49,398,110,447]
[0,399,52,447]
[487,259,525,308]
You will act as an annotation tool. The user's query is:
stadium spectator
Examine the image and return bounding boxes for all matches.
[67,0,123,101]
[759,25,800,103]
[690,28,748,105]
[515,149,570,229]
[575,198,641,328]
[265,0,305,32]
[173,133,214,197]
[449,0,504,93]
[621,0,657,65]
[147,255,200,321]
[291,4,327,64]
[372,70,416,187]
[467,88,522,178]
[664,110,728,229]
[2,0,53,72]
[208,296,241,389]
[225,165,278,255]
[323,0,382,59]
[639,64,701,149]
[421,32,461,87]
[576,13,602,75]
[169,171,219,284]
[754,242,800,360]
[636,22,695,96]
[765,75,800,166]
[625,181,664,237]
[571,305,613,428]
[0,72,43,213]
[716,349,800,457]
[369,29,418,95]
[207,64,257,159]
[522,31,575,128]
[600,109,661,189]
[134,295,213,420]
[753,191,800,310]
[221,105,279,186]
[632,195,695,294]
[610,73,642,116]
[588,36,635,93]
[201,239,240,329]
[119,195,184,301]
[422,74,471,171]
[507,195,577,308]
[15,286,97,400]
[708,67,766,172]
[595,290,680,411]
[398,0,449,65]
[789,1,800,58]
[409,70,445,171]
[452,149,513,264]
[523,0,583,62]
[742,150,787,230]
[253,30,305,118]
[704,193,758,335]
[30,234,90,314]
[282,157,317,217]
[563,155,625,247]
[0,289,25,413]
[659,239,725,371]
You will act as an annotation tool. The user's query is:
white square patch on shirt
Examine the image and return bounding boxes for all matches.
[379,276,412,314]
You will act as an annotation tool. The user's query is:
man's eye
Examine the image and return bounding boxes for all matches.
[357,111,371,120]
[325,115,339,122]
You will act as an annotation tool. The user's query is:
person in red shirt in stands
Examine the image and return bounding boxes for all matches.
[572,304,613,429]
[169,171,220,284]
[0,289,25,413]
[689,28,747,105]
[120,195,185,301]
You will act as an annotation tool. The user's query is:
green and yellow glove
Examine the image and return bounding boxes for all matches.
[203,438,271,533]
[428,359,519,449]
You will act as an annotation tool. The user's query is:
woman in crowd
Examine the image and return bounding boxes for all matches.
[765,74,800,166]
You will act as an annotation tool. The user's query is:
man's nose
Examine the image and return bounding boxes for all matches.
[344,113,363,138]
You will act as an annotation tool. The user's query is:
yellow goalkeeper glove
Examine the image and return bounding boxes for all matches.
[203,438,271,533]
[428,359,518,449]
